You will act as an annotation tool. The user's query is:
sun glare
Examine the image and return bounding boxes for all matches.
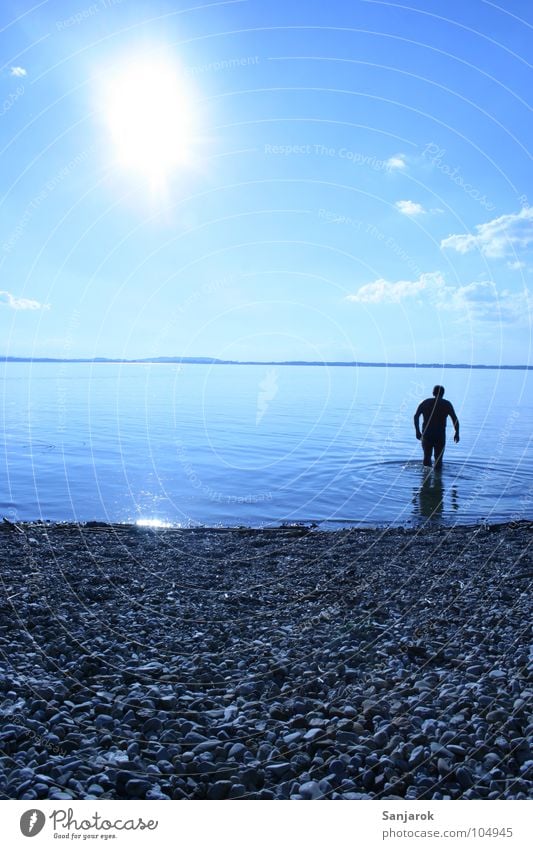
[103,57,194,184]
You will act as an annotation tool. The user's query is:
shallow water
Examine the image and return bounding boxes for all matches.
[1,363,531,527]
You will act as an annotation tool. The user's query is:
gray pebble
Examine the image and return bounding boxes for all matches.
[299,780,322,799]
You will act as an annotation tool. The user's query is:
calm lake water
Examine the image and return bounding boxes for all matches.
[1,363,531,528]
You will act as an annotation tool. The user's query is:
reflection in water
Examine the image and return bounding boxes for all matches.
[413,467,459,522]
[451,485,459,512]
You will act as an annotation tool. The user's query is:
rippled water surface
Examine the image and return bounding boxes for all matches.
[1,363,531,527]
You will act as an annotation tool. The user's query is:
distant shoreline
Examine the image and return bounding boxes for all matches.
[1,357,531,370]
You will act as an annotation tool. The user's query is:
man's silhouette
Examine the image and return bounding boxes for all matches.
[414,385,459,469]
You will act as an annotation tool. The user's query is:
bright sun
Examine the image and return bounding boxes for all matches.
[103,57,194,184]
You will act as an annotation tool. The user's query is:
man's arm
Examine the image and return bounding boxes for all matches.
[414,403,423,440]
[449,404,460,443]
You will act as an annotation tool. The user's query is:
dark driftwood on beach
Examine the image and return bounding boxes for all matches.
[0,521,531,800]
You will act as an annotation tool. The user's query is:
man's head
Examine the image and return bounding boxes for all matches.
[433,385,445,398]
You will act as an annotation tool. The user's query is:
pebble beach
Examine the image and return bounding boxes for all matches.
[0,520,531,801]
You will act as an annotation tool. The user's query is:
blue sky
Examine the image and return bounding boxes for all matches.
[0,0,531,364]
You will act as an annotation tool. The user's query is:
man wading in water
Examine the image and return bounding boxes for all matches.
[414,385,460,469]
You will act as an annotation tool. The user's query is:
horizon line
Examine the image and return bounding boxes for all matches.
[1,356,531,370]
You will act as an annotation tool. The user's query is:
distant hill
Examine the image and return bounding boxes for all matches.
[1,356,531,369]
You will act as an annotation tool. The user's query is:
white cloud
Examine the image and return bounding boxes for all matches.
[440,280,531,324]
[346,273,530,324]
[395,199,426,216]
[441,206,533,258]
[386,154,407,171]
[10,66,27,77]
[0,291,49,310]
[347,272,444,304]
[443,280,498,311]
[507,260,526,270]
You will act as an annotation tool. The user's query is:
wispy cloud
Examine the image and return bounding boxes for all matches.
[441,206,533,258]
[507,260,526,270]
[346,272,443,303]
[0,291,49,310]
[395,199,426,216]
[440,280,531,323]
[10,66,27,77]
[386,154,407,171]
[346,273,530,324]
